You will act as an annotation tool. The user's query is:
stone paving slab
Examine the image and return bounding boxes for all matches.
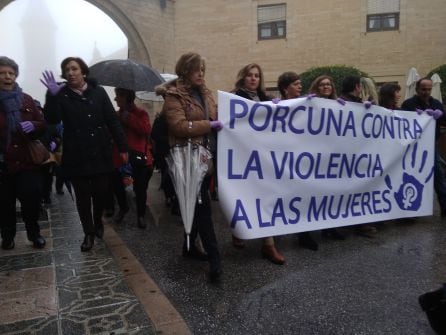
[0,192,161,334]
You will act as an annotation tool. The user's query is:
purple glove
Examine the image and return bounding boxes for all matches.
[416,108,424,115]
[306,93,316,100]
[425,108,434,116]
[210,120,223,131]
[433,109,443,120]
[20,121,35,133]
[49,141,57,152]
[336,97,346,106]
[272,98,281,104]
[364,101,372,109]
[40,70,65,95]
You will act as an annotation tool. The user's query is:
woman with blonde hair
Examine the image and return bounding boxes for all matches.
[360,77,378,105]
[161,52,222,283]
[230,63,285,265]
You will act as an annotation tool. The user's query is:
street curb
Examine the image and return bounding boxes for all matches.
[104,224,191,335]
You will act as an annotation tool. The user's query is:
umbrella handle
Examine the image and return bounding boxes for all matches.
[187,234,190,251]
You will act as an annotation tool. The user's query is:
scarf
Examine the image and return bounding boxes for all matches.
[0,84,23,148]
[240,88,260,102]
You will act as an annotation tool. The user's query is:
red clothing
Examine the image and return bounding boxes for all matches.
[0,93,47,173]
[113,104,153,167]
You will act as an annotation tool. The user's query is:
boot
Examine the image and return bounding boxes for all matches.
[261,244,285,265]
[137,217,147,229]
[298,232,318,251]
[95,223,104,239]
[114,207,129,224]
[182,246,208,261]
[81,234,94,252]
[232,235,245,249]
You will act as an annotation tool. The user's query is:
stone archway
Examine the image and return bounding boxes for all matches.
[84,0,152,65]
[0,0,154,66]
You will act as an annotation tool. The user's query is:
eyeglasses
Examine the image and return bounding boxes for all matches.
[318,82,332,87]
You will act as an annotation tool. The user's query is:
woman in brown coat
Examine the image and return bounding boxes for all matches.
[161,52,222,283]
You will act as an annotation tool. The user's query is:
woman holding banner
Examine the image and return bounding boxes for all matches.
[308,75,338,99]
[277,71,319,251]
[307,75,346,241]
[378,83,401,110]
[231,63,285,265]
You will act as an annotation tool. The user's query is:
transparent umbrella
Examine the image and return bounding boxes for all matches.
[431,73,443,103]
[166,141,211,250]
[405,67,420,100]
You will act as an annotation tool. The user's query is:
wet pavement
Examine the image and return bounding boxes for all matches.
[113,171,444,334]
[0,192,158,334]
[1,170,443,334]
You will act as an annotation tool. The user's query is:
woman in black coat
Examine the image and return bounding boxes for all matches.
[41,57,128,252]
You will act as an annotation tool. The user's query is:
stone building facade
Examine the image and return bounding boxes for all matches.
[1,0,445,97]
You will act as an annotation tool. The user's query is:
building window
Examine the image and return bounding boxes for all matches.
[258,4,286,40]
[367,13,399,31]
[367,0,400,32]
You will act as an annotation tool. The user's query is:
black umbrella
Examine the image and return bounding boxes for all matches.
[89,59,165,92]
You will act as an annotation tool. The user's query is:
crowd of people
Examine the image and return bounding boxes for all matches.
[0,53,444,285]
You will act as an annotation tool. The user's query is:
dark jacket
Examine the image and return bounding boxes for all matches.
[401,95,446,139]
[43,79,128,177]
[0,93,47,173]
[340,93,362,103]
[233,88,270,102]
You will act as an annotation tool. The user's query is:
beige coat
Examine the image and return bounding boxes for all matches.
[160,80,217,147]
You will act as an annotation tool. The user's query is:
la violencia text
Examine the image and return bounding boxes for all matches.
[228,150,383,180]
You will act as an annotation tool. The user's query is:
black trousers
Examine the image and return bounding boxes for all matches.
[186,176,221,273]
[41,163,55,200]
[0,170,43,241]
[70,174,109,235]
[112,162,153,218]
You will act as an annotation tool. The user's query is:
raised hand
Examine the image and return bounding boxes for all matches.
[210,120,223,131]
[20,121,35,133]
[40,70,65,95]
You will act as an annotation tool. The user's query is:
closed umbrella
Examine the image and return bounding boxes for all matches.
[431,73,443,103]
[166,142,211,250]
[405,67,420,100]
[89,59,164,91]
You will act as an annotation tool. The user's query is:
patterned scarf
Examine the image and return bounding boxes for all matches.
[0,84,23,148]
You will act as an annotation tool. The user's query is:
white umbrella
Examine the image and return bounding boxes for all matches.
[431,73,443,103]
[405,67,420,100]
[166,142,211,250]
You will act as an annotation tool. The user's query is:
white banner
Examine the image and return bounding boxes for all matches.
[217,91,436,239]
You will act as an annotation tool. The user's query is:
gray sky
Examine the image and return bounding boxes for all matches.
[0,0,127,103]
